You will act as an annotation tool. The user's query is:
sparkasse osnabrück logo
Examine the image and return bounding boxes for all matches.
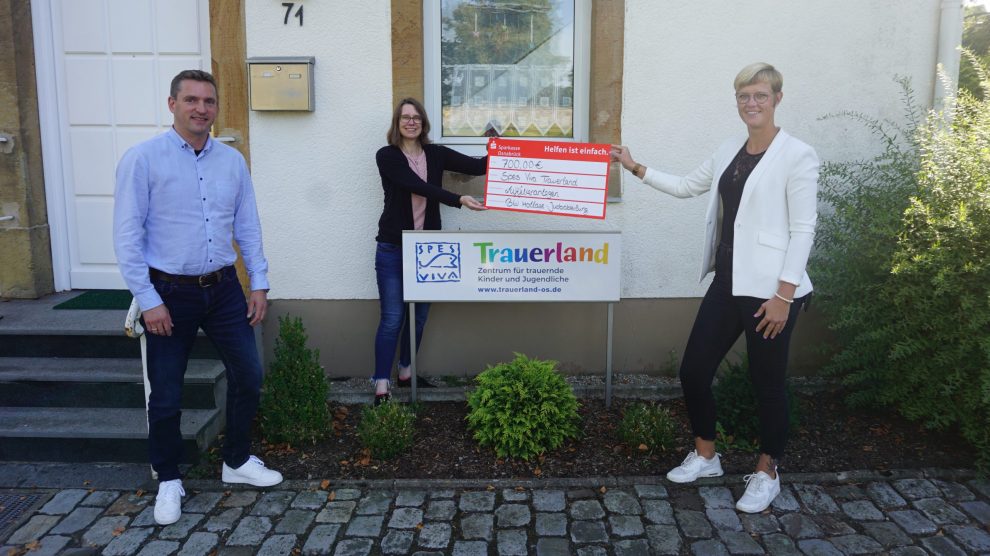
[415,242,461,283]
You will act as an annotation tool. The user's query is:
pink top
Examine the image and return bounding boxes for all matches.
[404,150,428,230]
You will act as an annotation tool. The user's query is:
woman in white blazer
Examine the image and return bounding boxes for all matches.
[611,63,819,513]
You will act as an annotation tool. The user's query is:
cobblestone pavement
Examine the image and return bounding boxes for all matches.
[2,472,989,555]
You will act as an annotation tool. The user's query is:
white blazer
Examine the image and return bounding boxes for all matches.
[642,129,819,299]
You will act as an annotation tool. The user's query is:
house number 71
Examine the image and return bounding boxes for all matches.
[282,2,303,26]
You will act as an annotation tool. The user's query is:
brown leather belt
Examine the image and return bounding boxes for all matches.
[149,267,229,287]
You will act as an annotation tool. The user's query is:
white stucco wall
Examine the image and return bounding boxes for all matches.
[246,1,944,301]
[245,1,395,300]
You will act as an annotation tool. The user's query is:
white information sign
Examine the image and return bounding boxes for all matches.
[402,231,621,302]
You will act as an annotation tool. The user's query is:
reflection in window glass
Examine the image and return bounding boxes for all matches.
[440,0,574,138]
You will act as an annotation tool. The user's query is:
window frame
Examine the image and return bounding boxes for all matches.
[422,0,592,155]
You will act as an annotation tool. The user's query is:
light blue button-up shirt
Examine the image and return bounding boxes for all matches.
[113,128,269,311]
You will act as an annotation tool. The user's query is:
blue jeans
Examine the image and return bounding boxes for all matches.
[144,266,261,481]
[374,242,429,381]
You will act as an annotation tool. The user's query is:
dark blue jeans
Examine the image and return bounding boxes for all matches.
[145,266,260,481]
[374,242,429,381]
[679,244,806,460]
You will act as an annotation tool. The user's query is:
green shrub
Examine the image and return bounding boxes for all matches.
[466,353,581,460]
[812,78,922,409]
[357,401,416,460]
[712,356,800,453]
[259,315,330,445]
[814,67,990,469]
[714,421,757,454]
[617,403,676,455]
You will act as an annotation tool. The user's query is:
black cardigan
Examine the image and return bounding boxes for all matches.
[375,143,488,245]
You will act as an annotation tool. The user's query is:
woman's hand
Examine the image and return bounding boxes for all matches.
[753,297,791,339]
[610,145,636,172]
[460,195,487,211]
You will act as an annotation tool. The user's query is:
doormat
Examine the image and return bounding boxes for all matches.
[53,290,133,310]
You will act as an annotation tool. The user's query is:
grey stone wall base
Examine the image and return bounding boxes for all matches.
[182,468,982,493]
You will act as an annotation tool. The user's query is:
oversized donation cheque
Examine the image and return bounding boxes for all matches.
[484,138,611,219]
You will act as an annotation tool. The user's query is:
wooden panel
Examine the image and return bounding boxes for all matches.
[209,0,250,164]
[391,0,424,105]
[590,0,624,195]
[590,0,623,145]
[209,0,253,292]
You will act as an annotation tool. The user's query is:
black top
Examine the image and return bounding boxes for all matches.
[374,144,488,244]
[718,144,765,249]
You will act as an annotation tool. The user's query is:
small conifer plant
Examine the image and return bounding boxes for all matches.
[358,401,416,460]
[259,315,330,445]
[466,353,581,460]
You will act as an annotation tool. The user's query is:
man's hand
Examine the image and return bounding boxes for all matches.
[247,290,268,326]
[143,304,173,336]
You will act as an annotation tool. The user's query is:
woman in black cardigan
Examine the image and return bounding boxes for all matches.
[372,98,487,404]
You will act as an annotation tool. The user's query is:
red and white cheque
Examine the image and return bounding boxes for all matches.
[484,138,611,219]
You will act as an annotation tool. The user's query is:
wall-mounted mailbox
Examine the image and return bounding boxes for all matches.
[247,57,315,111]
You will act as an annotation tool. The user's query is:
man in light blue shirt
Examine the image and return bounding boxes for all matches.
[114,70,282,526]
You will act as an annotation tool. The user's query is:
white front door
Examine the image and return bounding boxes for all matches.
[34,0,212,290]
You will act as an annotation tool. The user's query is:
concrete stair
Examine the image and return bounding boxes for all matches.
[0,293,226,464]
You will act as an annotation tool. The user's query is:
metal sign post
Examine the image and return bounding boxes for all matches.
[409,303,417,403]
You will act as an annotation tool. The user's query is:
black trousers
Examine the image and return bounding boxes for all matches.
[679,244,806,460]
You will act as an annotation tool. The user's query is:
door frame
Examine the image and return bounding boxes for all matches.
[32,0,69,291]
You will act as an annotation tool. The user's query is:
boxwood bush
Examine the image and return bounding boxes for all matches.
[466,353,581,460]
[358,401,416,460]
[259,315,330,445]
[617,403,676,455]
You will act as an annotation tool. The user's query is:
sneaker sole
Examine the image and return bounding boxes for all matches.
[736,487,780,514]
[221,473,283,487]
[665,469,724,484]
[154,513,180,526]
[735,500,772,513]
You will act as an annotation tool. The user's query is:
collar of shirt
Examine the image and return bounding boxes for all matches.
[166,127,215,156]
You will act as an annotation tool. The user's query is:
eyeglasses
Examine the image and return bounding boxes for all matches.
[400,115,423,123]
[736,92,772,105]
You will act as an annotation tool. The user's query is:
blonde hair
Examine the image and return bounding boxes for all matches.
[734,62,782,93]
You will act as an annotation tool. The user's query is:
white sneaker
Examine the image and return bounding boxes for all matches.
[735,470,781,513]
[154,479,185,525]
[222,455,283,487]
[666,450,724,483]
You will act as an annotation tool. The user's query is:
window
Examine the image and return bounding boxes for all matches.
[424,0,591,152]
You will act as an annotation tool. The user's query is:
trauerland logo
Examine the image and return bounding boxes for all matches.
[415,242,461,283]
[473,241,610,264]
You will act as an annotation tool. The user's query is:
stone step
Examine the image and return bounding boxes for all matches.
[0,358,226,409]
[0,407,221,463]
[0,333,218,359]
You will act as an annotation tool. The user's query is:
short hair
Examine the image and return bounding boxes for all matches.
[387,98,431,147]
[734,62,782,93]
[170,70,218,99]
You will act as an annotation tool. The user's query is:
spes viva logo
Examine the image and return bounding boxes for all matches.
[415,242,461,283]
